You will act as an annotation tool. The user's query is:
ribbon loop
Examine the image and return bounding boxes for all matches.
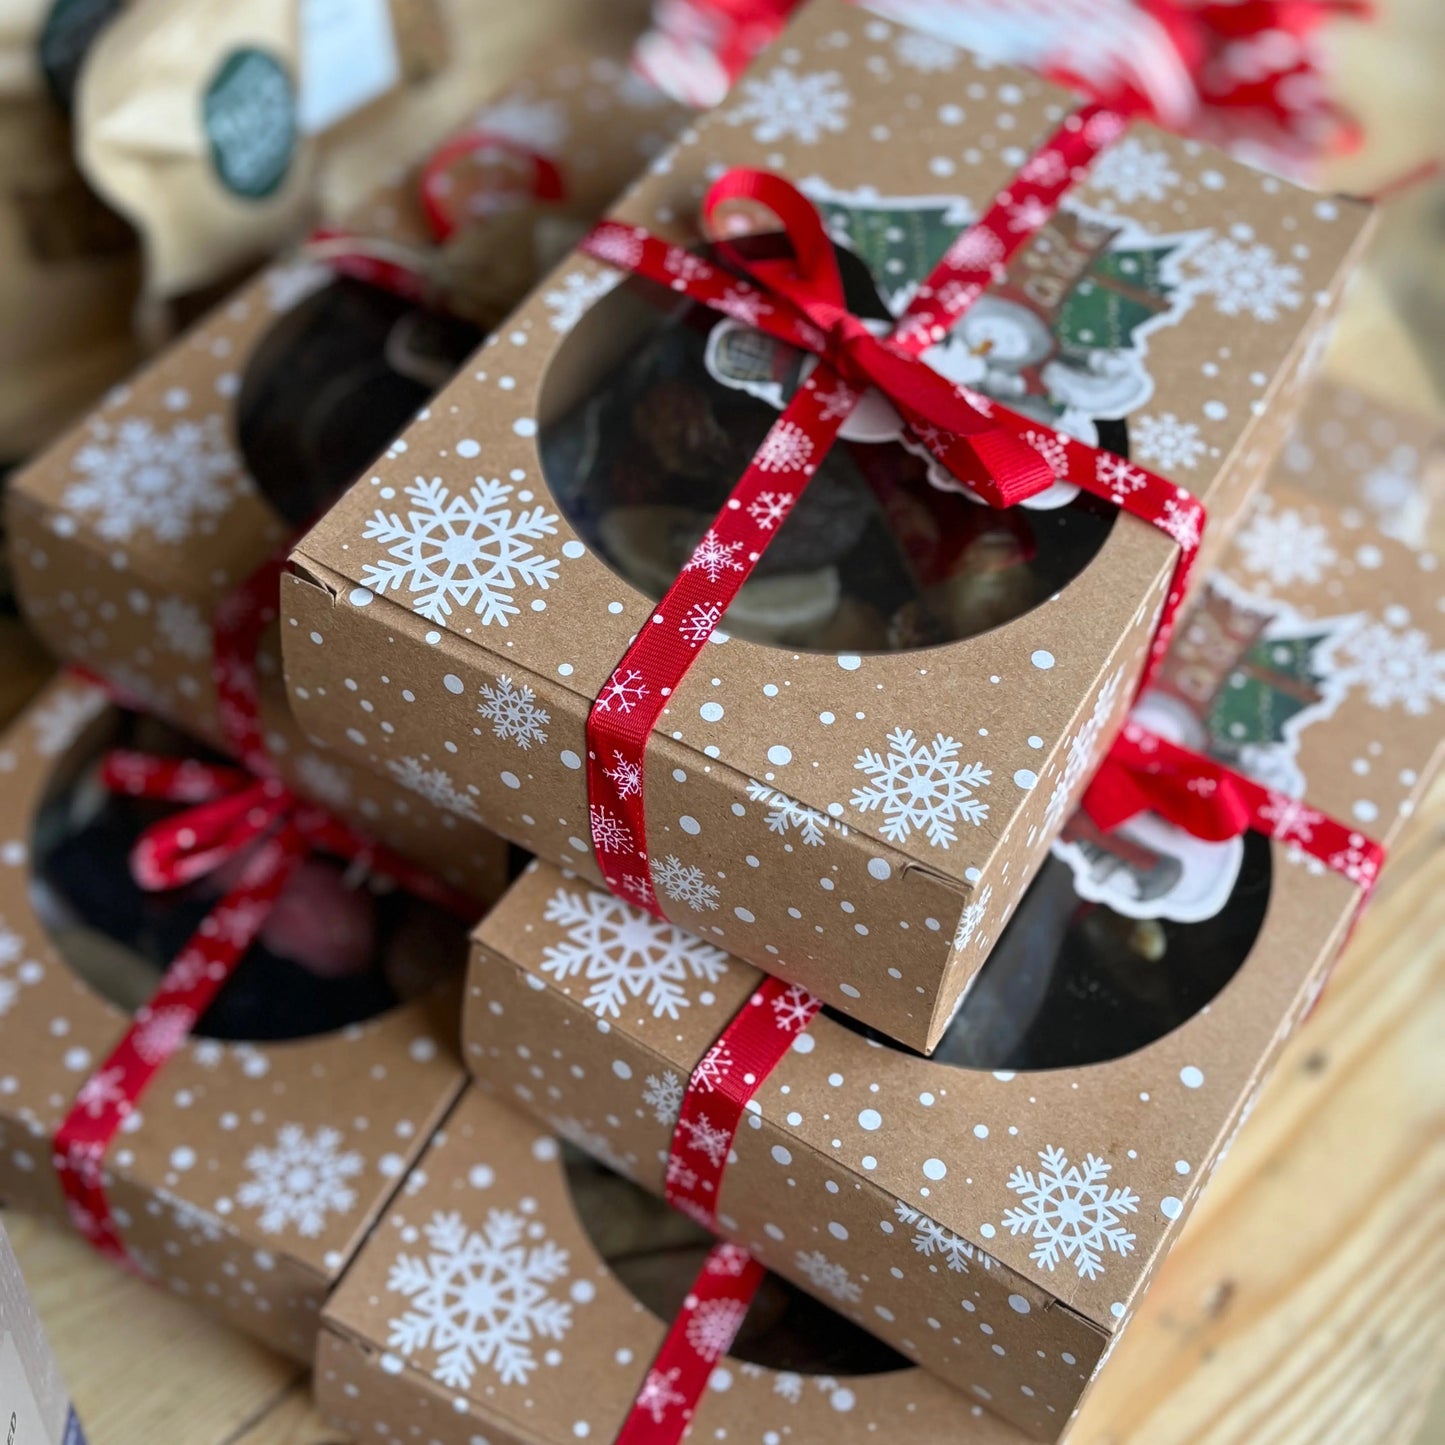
[127,777,290,892]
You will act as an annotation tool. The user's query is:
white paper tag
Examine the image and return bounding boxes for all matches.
[297,0,401,134]
[1,1331,51,1445]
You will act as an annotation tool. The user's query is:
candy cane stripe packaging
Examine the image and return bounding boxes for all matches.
[282,0,1372,1052]
[460,475,1443,1437]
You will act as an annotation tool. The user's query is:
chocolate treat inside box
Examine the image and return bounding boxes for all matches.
[281,0,1372,1053]
[1276,378,1444,552]
[318,1085,1026,1445]
[0,674,469,1360]
[460,479,1444,1438]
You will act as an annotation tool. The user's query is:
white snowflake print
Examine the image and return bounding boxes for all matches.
[893,30,958,72]
[747,491,794,530]
[586,222,644,269]
[29,687,107,757]
[1001,1146,1139,1280]
[1133,412,1207,471]
[540,886,729,1019]
[159,1190,227,1246]
[387,1206,573,1389]
[387,756,480,822]
[1331,619,1445,716]
[478,674,550,749]
[794,1248,861,1304]
[722,66,850,145]
[1328,836,1379,888]
[681,601,724,647]
[1022,428,1069,479]
[1020,149,1069,188]
[154,597,210,660]
[757,423,814,475]
[720,284,772,328]
[1089,137,1180,203]
[361,476,560,627]
[588,805,633,855]
[1159,495,1203,553]
[74,1066,128,1118]
[63,415,242,543]
[1235,506,1338,587]
[747,781,845,847]
[471,95,570,152]
[1258,793,1324,844]
[665,1153,698,1194]
[852,728,991,848]
[132,1005,196,1065]
[944,226,1004,273]
[894,1201,994,1273]
[643,1070,684,1125]
[237,1124,363,1238]
[685,528,745,583]
[543,268,621,332]
[1362,446,1422,530]
[952,883,992,951]
[692,1040,734,1094]
[651,854,720,912]
[1008,195,1053,233]
[664,249,711,284]
[678,1113,731,1168]
[293,753,351,810]
[605,751,642,800]
[636,1366,687,1424]
[686,1297,749,1362]
[815,379,859,421]
[551,1117,635,1181]
[707,1244,752,1277]
[595,668,649,715]
[207,898,272,949]
[770,984,816,1033]
[1183,236,1302,323]
[1045,667,1125,833]
[1096,452,1146,501]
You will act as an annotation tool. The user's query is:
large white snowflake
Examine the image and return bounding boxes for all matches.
[478,674,550,749]
[894,1201,994,1273]
[543,269,620,332]
[1235,506,1338,588]
[722,66,851,145]
[387,1206,573,1389]
[642,1069,684,1125]
[237,1124,363,1238]
[1044,667,1125,833]
[540,886,729,1019]
[794,1248,861,1304]
[387,756,481,821]
[1332,619,1445,715]
[154,597,210,660]
[747,781,844,847]
[1183,236,1303,323]
[851,728,990,848]
[361,476,560,627]
[1089,137,1180,203]
[952,883,992,951]
[651,854,720,912]
[1001,1146,1139,1280]
[893,30,959,71]
[63,415,242,543]
[1132,412,1207,471]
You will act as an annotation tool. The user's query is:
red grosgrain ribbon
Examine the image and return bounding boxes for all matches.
[53,547,477,1266]
[664,976,820,1228]
[1083,721,1384,893]
[616,1242,765,1445]
[583,103,1206,918]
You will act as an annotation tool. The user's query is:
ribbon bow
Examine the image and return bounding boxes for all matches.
[691,168,1054,509]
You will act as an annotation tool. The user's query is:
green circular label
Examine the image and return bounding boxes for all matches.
[38,0,123,111]
[203,47,296,201]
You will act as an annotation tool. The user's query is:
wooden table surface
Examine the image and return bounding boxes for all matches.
[3,2,1442,1442]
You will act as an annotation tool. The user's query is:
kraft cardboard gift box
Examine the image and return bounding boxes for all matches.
[459,477,1445,1438]
[1279,377,1444,552]
[0,673,471,1360]
[6,41,687,908]
[0,1222,85,1445]
[317,1084,1028,1445]
[280,0,1374,1053]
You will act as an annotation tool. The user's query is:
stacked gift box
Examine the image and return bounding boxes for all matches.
[0,1,1440,1442]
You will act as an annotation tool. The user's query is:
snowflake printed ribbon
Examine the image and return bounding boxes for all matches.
[52,554,478,1270]
[1083,720,1385,893]
[616,1242,766,1445]
[583,102,1207,920]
